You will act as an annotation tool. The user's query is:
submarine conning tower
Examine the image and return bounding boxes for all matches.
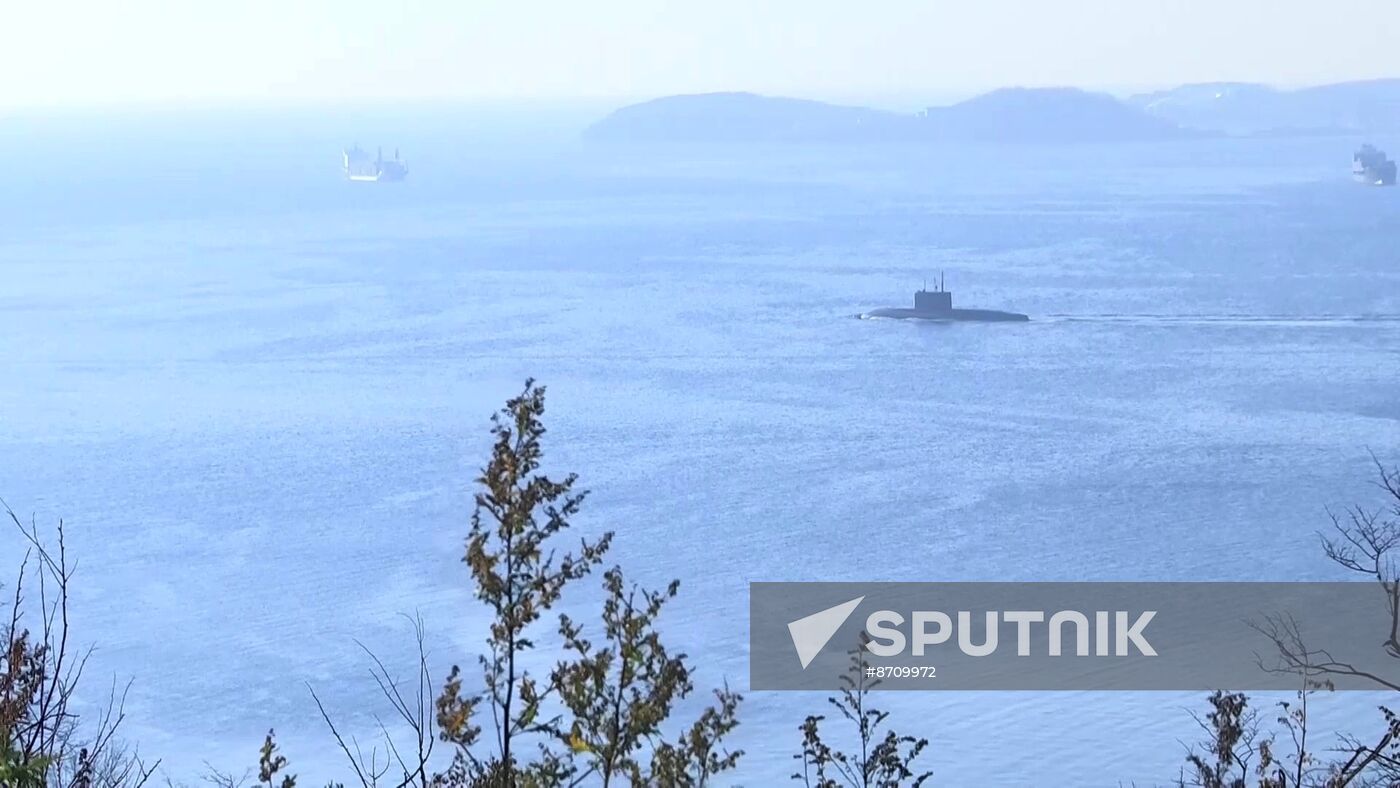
[913,272,953,312]
[913,289,952,312]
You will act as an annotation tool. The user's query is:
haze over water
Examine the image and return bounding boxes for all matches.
[2,107,1399,785]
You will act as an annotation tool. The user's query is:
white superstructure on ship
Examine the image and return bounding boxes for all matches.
[343,145,407,182]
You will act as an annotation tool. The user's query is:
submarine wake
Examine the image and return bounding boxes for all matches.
[1045,314,1400,327]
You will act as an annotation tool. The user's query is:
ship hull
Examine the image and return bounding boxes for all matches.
[1354,170,1396,186]
[347,172,407,183]
[865,307,1029,322]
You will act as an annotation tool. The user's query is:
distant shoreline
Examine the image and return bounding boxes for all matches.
[583,79,1400,145]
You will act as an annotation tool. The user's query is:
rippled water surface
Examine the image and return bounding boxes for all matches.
[2,109,1399,785]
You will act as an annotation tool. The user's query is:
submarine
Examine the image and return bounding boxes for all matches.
[864,275,1028,322]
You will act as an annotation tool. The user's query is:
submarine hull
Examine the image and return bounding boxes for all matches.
[865,307,1029,322]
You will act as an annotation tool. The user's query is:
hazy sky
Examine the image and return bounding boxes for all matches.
[5,0,1399,110]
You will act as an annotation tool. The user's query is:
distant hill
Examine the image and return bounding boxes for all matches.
[1128,79,1400,135]
[924,87,1185,143]
[581,92,907,144]
[584,88,1188,145]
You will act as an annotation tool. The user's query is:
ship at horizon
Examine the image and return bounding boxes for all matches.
[1352,144,1395,186]
[863,274,1029,322]
[343,145,407,182]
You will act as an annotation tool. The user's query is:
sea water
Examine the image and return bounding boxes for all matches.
[1,106,1398,785]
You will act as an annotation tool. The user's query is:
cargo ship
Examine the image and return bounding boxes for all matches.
[343,145,408,182]
[1352,144,1396,186]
